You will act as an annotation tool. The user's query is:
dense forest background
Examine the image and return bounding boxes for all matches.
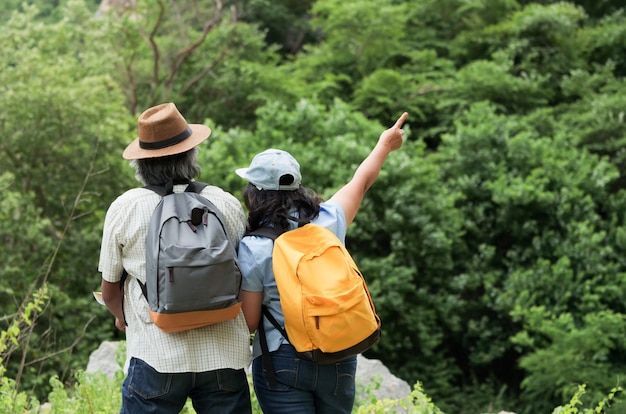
[2,0,626,412]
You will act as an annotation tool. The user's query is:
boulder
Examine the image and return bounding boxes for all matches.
[85,341,411,402]
[356,354,411,401]
[85,340,123,378]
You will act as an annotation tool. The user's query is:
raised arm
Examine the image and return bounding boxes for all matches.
[329,112,408,227]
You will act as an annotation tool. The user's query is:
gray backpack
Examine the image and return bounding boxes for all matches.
[138,179,242,333]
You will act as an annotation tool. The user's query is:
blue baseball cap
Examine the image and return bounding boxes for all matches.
[236,149,302,191]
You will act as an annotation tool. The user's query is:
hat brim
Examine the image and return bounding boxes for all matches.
[235,168,249,180]
[122,124,211,160]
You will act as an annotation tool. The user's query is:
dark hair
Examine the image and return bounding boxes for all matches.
[131,148,200,186]
[242,183,323,232]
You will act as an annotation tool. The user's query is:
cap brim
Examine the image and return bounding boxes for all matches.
[235,168,249,180]
[122,124,211,160]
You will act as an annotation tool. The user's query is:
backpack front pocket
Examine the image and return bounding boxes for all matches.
[303,282,378,353]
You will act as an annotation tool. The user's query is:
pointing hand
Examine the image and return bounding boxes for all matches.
[379,112,408,152]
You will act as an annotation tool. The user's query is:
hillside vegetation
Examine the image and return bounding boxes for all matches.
[1,0,626,412]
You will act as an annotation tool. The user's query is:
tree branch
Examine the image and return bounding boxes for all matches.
[164,0,226,91]
[145,0,166,104]
[180,32,247,95]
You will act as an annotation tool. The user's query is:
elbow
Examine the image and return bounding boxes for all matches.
[101,280,121,305]
[101,290,117,305]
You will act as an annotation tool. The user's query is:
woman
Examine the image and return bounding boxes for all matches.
[236,112,408,413]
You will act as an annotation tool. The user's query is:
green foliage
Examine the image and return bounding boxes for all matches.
[354,382,445,414]
[579,11,626,77]
[518,0,626,20]
[401,0,522,58]
[286,0,414,120]
[309,0,410,77]
[3,0,626,412]
[46,371,122,414]
[0,287,49,374]
[0,0,134,401]
[425,101,626,412]
[0,287,48,413]
[98,0,298,129]
[450,55,552,113]
[552,384,623,414]
[513,310,626,409]
[0,172,53,298]
[242,0,317,54]
[0,377,40,414]
[452,2,587,76]
[0,0,100,24]
[555,67,626,190]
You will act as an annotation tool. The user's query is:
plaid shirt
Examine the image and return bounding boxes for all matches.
[98,184,250,373]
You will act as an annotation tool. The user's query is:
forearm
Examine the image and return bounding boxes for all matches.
[352,140,393,193]
[101,279,125,330]
[329,112,407,226]
[241,290,262,333]
[353,113,407,192]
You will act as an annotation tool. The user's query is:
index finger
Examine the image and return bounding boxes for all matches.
[393,112,409,129]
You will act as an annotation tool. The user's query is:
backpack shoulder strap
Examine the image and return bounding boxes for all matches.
[119,269,148,327]
[245,206,312,239]
[144,179,207,196]
[144,179,174,196]
[119,269,129,327]
[185,180,208,194]
[246,226,280,240]
[258,305,290,387]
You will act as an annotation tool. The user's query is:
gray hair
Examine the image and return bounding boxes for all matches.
[131,148,200,186]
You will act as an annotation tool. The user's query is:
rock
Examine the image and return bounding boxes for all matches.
[85,341,122,379]
[356,354,411,401]
[85,341,411,402]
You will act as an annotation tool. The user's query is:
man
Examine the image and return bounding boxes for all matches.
[98,102,251,413]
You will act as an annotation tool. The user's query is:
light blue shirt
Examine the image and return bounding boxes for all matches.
[238,201,347,359]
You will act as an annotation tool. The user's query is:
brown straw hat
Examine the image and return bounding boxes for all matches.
[122,102,212,160]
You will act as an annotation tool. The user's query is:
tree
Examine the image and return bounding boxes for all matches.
[433,102,626,412]
[0,1,134,399]
[241,0,318,54]
[3,0,626,411]
[99,0,300,129]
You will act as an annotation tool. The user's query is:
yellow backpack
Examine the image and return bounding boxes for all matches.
[249,223,381,364]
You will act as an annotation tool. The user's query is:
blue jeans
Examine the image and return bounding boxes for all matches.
[121,357,251,414]
[252,344,357,414]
